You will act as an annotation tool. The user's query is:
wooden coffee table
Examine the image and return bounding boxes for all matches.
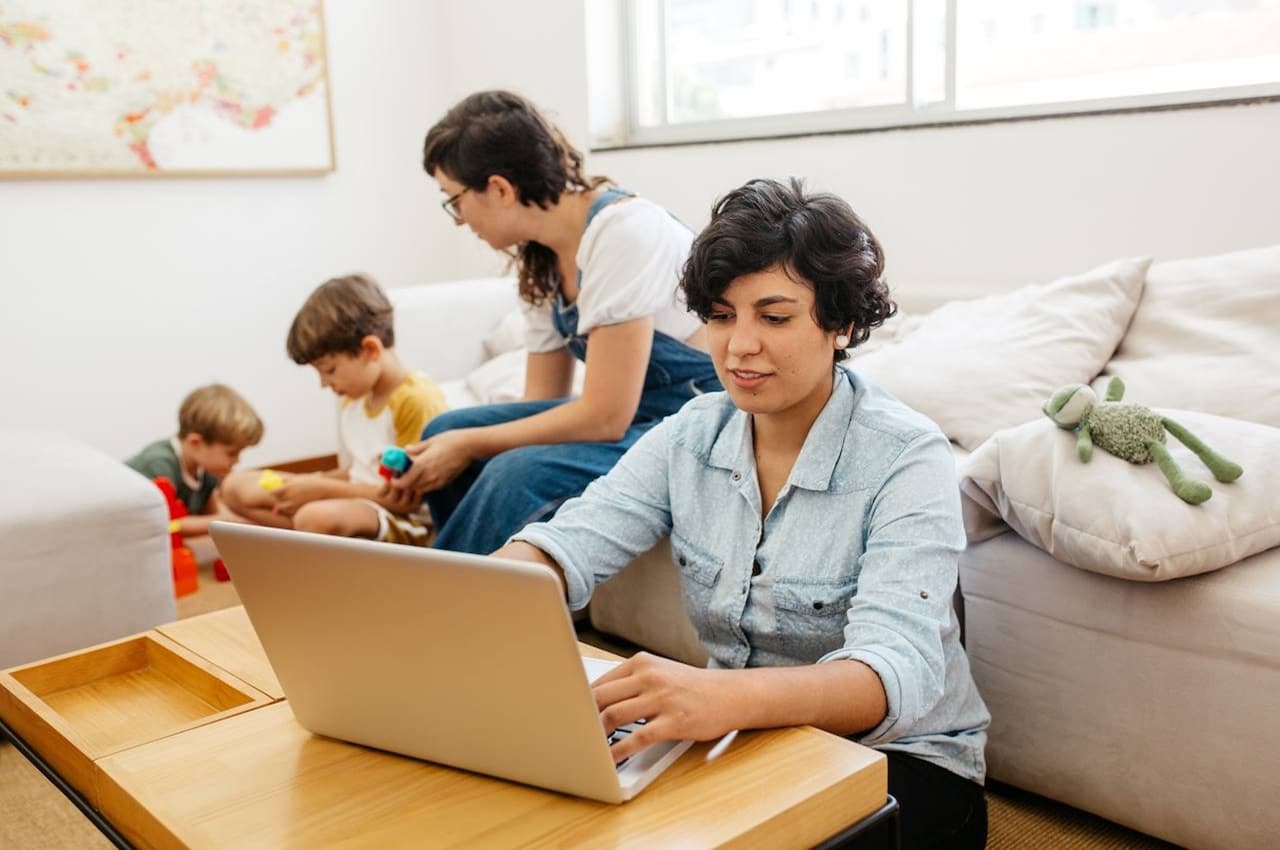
[1,607,898,849]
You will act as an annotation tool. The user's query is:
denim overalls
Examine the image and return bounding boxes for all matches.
[423,189,721,554]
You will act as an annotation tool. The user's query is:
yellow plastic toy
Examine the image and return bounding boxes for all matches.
[258,469,285,492]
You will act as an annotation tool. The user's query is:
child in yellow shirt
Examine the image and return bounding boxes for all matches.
[221,274,446,545]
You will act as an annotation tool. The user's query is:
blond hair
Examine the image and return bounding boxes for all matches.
[178,384,264,447]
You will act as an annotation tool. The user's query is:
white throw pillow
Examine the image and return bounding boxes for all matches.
[851,257,1150,451]
[1092,244,1280,429]
[438,378,479,411]
[482,308,528,359]
[959,411,1280,581]
[465,348,586,405]
[466,349,528,404]
[844,309,925,360]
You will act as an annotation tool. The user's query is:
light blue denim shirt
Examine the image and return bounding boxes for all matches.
[513,367,990,783]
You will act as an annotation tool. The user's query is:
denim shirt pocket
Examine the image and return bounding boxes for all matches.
[670,531,723,617]
[771,580,854,644]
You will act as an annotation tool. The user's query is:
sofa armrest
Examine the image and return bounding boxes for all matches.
[390,278,520,382]
[0,430,176,668]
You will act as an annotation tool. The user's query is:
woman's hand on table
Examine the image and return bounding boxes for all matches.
[591,652,742,763]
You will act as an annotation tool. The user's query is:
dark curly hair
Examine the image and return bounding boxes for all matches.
[681,178,895,361]
[423,90,610,306]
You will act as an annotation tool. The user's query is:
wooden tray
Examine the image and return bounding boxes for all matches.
[158,606,285,700]
[0,631,270,807]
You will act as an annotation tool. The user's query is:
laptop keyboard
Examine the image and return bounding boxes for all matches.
[606,718,646,771]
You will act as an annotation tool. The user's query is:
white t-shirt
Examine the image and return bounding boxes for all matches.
[336,372,446,485]
[522,196,702,354]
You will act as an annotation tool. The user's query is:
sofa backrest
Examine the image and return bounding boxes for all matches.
[389,278,520,382]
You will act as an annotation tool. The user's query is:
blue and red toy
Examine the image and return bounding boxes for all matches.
[378,446,411,481]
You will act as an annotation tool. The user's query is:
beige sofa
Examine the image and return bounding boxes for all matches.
[393,246,1280,849]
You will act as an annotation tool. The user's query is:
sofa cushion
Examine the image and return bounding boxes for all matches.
[465,349,527,404]
[482,307,528,359]
[845,308,925,359]
[389,278,519,382]
[851,257,1150,451]
[463,348,587,406]
[439,378,479,410]
[959,410,1280,581]
[1092,244,1280,429]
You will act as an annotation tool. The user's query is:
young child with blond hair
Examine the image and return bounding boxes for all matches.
[126,383,264,536]
[221,274,446,545]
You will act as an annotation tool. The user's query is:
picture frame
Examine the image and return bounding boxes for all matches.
[0,0,335,178]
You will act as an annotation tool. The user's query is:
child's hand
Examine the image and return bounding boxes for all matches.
[375,481,423,516]
[271,475,333,516]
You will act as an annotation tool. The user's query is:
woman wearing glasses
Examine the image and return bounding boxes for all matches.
[389,90,720,554]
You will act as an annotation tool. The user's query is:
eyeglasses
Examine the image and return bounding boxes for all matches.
[441,187,470,223]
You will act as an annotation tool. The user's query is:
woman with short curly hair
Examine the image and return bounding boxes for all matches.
[500,178,990,850]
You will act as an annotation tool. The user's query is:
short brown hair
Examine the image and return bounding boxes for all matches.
[178,384,264,446]
[286,274,395,364]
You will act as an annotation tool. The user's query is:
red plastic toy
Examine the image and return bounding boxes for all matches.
[171,546,199,597]
[152,476,199,598]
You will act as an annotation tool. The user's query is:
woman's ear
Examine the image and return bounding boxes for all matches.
[834,327,854,349]
[488,174,518,206]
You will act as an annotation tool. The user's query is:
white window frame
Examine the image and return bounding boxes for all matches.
[587,0,1280,150]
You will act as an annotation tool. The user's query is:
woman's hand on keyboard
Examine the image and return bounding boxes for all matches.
[591,652,741,763]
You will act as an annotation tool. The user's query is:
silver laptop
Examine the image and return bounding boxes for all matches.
[209,522,692,803]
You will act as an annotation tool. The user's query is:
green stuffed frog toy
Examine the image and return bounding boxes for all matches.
[1042,377,1243,504]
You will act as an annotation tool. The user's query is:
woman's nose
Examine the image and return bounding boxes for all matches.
[727,325,760,355]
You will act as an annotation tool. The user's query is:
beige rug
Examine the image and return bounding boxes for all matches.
[2,557,1182,850]
[0,740,114,850]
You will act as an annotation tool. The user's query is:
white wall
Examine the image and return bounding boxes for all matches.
[428,2,591,281]
[434,1,1280,299]
[5,1,1279,465]
[596,103,1280,297]
[1,2,452,466]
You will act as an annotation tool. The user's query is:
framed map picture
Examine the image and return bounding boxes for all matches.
[0,0,334,177]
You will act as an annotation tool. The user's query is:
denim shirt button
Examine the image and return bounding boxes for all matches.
[730,470,742,482]
[812,600,824,610]
[678,556,687,567]
[920,591,929,599]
